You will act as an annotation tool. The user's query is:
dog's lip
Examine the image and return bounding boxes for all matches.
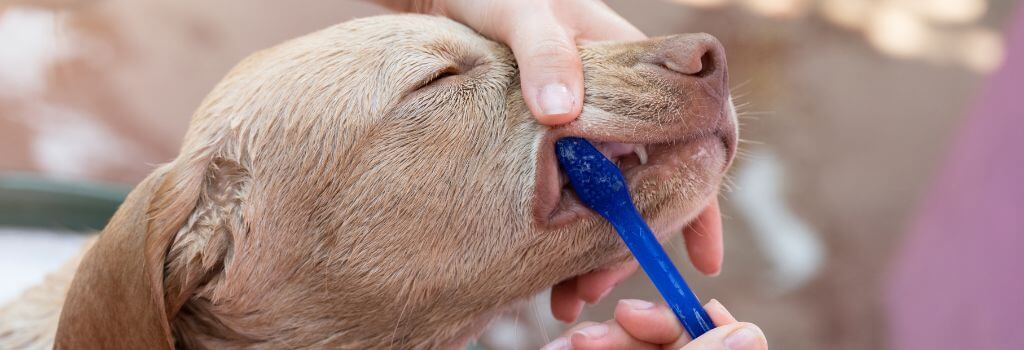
[532,125,735,229]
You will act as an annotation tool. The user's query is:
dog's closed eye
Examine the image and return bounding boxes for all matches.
[418,66,461,89]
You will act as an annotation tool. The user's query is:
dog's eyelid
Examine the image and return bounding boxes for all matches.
[434,66,460,79]
[418,65,461,89]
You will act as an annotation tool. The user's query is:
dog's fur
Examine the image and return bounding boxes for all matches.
[0,14,735,349]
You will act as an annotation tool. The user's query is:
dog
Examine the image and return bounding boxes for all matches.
[0,14,736,349]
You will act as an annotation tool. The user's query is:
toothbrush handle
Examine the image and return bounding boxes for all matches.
[608,208,715,339]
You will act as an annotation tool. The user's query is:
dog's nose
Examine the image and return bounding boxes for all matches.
[649,33,727,93]
[645,33,735,163]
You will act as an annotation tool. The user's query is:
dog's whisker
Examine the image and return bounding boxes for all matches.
[513,308,520,350]
[531,296,551,345]
[738,111,775,118]
[669,234,685,258]
[731,79,753,91]
[732,102,752,110]
[720,179,735,193]
[723,175,741,193]
[389,286,413,349]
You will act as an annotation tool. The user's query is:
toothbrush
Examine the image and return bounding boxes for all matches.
[554,137,715,339]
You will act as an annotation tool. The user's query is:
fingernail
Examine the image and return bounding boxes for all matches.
[573,323,609,339]
[724,326,760,350]
[538,83,573,115]
[540,337,570,350]
[620,299,655,310]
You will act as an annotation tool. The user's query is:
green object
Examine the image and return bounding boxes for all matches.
[0,172,129,231]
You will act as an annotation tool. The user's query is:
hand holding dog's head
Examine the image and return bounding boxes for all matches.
[56,15,736,349]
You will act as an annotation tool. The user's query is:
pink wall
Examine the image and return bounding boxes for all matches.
[887,4,1024,350]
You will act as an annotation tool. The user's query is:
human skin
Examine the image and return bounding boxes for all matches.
[543,299,767,350]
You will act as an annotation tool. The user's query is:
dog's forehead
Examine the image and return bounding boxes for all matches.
[297,15,501,96]
[202,16,492,128]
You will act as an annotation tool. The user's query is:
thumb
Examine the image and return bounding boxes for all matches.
[503,13,583,126]
[679,322,768,350]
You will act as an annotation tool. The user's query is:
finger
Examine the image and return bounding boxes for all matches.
[613,299,684,344]
[501,10,584,125]
[705,299,738,325]
[575,261,639,304]
[664,301,762,350]
[683,197,724,276]
[550,277,585,322]
[541,321,602,350]
[372,0,440,12]
[564,320,602,334]
[569,321,660,350]
[540,336,571,350]
[677,322,768,350]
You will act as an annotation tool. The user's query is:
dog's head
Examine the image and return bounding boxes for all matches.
[56,15,736,349]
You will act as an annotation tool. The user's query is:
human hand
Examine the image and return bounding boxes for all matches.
[378,0,646,125]
[541,299,768,350]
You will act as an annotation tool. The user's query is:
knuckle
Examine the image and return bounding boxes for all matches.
[529,38,578,59]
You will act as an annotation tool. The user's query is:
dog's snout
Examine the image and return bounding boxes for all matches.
[651,33,726,80]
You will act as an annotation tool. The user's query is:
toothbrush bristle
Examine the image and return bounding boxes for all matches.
[555,137,634,216]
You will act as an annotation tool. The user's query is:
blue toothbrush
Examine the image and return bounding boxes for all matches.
[555,137,714,339]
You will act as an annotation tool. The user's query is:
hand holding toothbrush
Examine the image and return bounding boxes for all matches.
[542,298,767,350]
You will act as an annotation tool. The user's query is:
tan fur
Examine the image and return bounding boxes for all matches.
[0,14,735,349]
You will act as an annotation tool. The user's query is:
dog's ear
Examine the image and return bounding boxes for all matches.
[161,157,248,317]
[55,148,248,349]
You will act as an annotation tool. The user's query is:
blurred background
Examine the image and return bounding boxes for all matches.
[0,0,1019,349]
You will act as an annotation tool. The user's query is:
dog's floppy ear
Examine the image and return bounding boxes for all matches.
[55,146,247,349]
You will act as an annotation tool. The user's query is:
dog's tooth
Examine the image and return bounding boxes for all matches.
[635,145,648,165]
